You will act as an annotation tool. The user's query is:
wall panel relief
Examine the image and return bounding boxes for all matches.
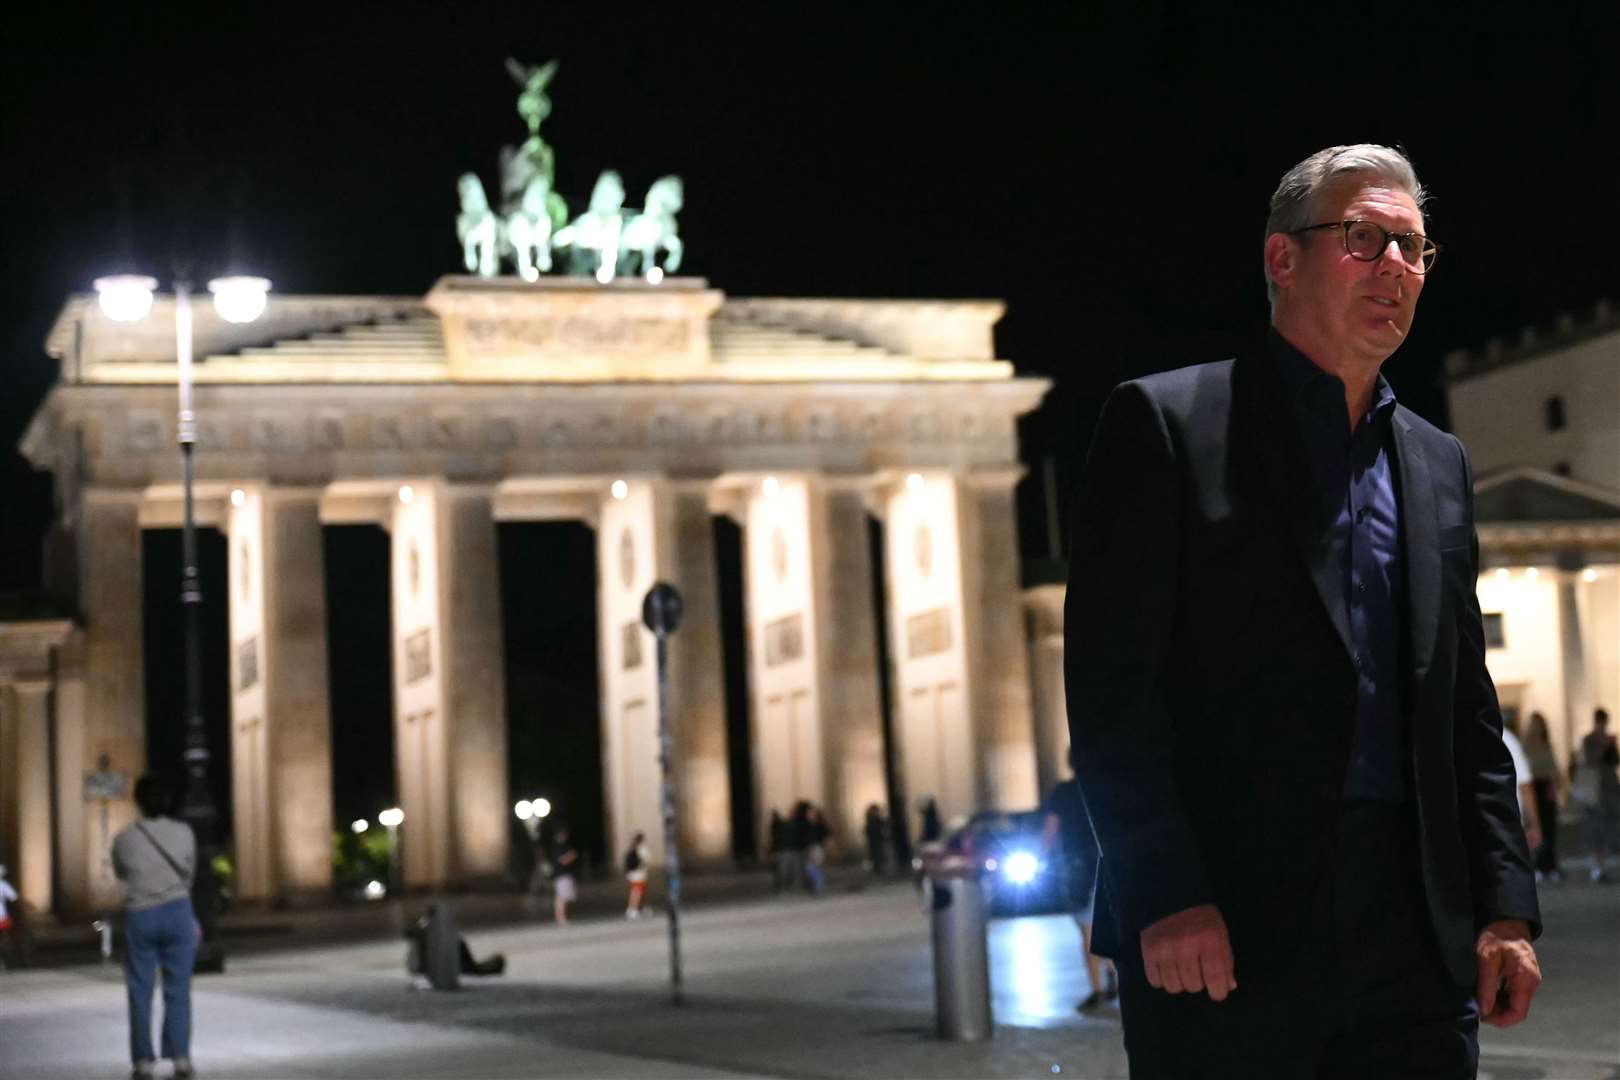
[404,628,433,684]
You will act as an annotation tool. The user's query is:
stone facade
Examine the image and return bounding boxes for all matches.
[10,277,1049,913]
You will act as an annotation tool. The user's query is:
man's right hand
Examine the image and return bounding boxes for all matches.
[1139,903,1237,1001]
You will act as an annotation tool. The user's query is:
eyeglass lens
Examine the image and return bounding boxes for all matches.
[1343,221,1435,271]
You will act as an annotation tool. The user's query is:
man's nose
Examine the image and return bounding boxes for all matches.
[1375,240,1406,276]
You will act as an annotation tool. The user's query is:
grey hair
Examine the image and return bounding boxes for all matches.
[1263,144,1429,309]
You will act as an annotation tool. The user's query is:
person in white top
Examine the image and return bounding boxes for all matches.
[624,831,651,919]
[1502,721,1543,857]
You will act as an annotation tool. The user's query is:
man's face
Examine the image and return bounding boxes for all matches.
[1283,178,1427,363]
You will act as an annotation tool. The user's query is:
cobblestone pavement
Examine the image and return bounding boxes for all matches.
[1,878,1614,1079]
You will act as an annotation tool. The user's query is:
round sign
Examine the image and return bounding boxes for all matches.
[642,581,684,636]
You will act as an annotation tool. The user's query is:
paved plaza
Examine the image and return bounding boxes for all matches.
[2,879,1616,1079]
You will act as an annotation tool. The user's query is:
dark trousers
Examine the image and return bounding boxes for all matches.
[1117,802,1478,1079]
[1531,778,1559,874]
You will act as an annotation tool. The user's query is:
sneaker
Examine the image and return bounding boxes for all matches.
[1077,991,1103,1011]
[130,1062,156,1080]
[173,1058,196,1079]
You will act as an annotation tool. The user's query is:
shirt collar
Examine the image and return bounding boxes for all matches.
[1268,328,1398,428]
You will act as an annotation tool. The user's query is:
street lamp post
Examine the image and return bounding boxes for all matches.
[378,807,405,895]
[93,271,271,972]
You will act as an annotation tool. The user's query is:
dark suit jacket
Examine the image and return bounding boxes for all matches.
[1064,348,1541,988]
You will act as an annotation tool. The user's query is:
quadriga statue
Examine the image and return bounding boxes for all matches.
[504,175,558,281]
[623,176,684,278]
[554,170,626,282]
[455,173,499,277]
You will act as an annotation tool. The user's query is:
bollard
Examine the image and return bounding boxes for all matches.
[930,858,993,1040]
[93,919,114,963]
[423,903,460,991]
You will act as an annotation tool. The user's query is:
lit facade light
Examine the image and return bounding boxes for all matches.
[208,275,271,324]
[762,476,780,497]
[906,472,925,493]
[610,479,629,501]
[514,799,533,821]
[647,266,664,285]
[378,807,404,828]
[1526,567,1540,581]
[398,484,415,504]
[93,274,158,323]
[363,880,387,900]
[533,797,552,820]
[350,818,369,834]
[230,488,246,507]
[1494,568,1511,581]
[595,264,614,285]
[1582,568,1599,583]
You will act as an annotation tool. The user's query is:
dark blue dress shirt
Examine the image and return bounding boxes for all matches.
[1270,332,1411,803]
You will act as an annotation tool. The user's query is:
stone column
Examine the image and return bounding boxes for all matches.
[1,682,56,914]
[51,636,89,913]
[78,490,146,910]
[657,483,733,864]
[957,471,1039,810]
[598,478,731,867]
[598,480,664,865]
[1558,570,1593,760]
[228,488,335,901]
[880,473,977,824]
[390,482,508,888]
[738,476,828,848]
[808,477,886,852]
[1023,585,1069,801]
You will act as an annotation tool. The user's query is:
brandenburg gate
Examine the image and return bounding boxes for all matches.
[6,276,1052,913]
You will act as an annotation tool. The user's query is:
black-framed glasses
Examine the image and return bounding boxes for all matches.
[1292,219,1440,274]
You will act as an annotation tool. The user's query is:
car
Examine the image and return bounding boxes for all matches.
[913,809,1069,917]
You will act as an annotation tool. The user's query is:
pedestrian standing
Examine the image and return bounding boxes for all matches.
[787,802,813,895]
[803,804,831,895]
[550,826,579,924]
[768,810,796,893]
[1575,708,1619,882]
[918,797,942,845]
[863,804,889,875]
[624,831,650,919]
[111,775,199,1080]
[0,863,19,969]
[1524,713,1563,880]
[1068,145,1541,1075]
[1042,748,1116,1010]
[1502,718,1543,866]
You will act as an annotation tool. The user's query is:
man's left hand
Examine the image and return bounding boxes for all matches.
[1475,919,1541,1027]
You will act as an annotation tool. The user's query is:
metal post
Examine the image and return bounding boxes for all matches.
[173,281,225,971]
[655,628,683,1004]
[642,581,686,1006]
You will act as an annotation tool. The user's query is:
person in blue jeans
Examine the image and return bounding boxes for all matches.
[111,775,198,1080]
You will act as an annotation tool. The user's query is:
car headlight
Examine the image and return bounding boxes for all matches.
[1002,850,1039,885]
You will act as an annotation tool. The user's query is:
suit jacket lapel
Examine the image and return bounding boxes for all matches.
[1393,410,1441,684]
[1234,353,1355,662]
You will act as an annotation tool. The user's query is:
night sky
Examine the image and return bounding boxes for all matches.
[3,4,1617,868]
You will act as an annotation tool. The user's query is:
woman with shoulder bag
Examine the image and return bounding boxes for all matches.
[111,775,199,1079]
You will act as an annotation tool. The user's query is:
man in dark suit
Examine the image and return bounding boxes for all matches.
[1066,144,1542,1077]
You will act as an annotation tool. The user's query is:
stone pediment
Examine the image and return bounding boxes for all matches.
[1474,466,1620,524]
[46,277,1015,385]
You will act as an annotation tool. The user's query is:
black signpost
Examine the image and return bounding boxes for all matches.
[641,581,685,1004]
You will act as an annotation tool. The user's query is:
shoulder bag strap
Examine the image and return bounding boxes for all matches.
[134,821,191,885]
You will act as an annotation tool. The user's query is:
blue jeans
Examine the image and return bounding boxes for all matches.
[123,897,196,1064]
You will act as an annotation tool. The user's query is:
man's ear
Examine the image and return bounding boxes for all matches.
[1264,232,1297,292]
